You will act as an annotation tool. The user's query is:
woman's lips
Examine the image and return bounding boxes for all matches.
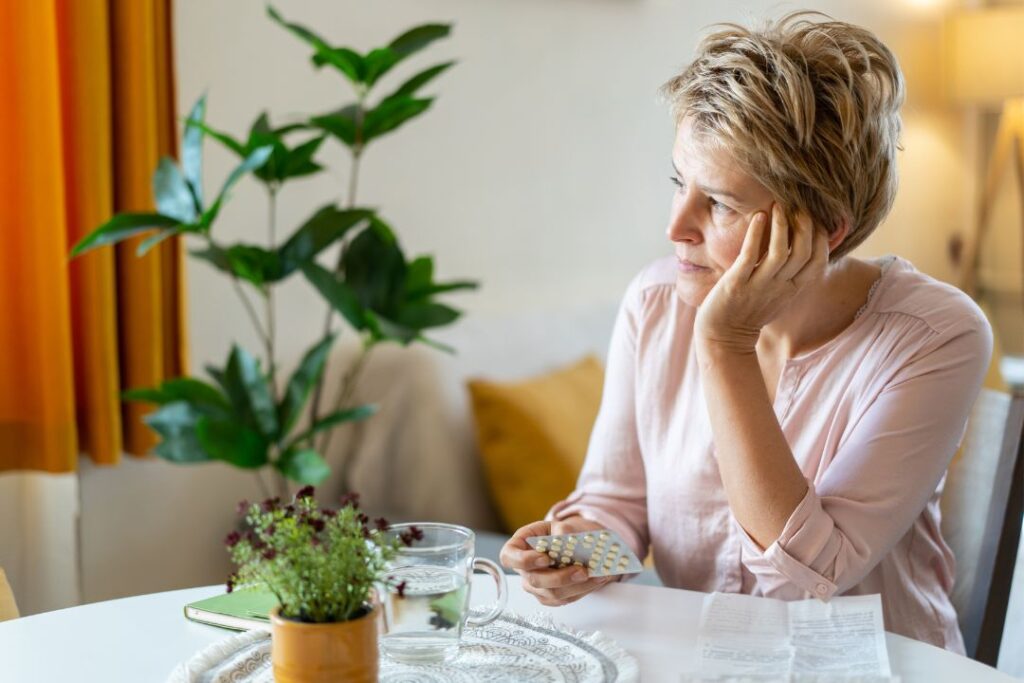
[677,258,709,273]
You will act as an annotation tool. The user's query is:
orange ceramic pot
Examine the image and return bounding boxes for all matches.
[270,604,379,683]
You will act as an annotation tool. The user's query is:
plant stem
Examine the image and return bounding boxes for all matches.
[316,338,373,456]
[306,96,367,443]
[230,275,270,343]
[254,469,271,500]
[266,185,287,498]
[266,187,279,394]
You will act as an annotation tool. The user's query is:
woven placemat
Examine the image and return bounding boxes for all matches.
[167,611,638,683]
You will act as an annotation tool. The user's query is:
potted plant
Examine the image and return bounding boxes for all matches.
[69,5,476,500]
[226,485,420,682]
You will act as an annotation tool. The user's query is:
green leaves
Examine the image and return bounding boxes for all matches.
[70,213,181,257]
[191,205,372,287]
[275,448,330,485]
[197,113,326,186]
[70,94,272,259]
[278,335,337,436]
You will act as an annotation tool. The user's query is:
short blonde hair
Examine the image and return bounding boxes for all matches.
[661,12,905,259]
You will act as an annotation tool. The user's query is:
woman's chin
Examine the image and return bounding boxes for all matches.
[674,277,711,308]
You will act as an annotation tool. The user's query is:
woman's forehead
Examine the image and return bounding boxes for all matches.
[672,123,762,198]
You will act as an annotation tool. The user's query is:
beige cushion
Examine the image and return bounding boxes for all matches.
[0,566,18,621]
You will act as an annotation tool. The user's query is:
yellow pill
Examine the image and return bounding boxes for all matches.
[574,561,583,567]
[588,559,598,569]
[548,551,559,559]
[599,531,610,539]
[610,543,620,552]
[583,535,594,544]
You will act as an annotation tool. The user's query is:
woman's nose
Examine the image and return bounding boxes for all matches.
[666,191,703,243]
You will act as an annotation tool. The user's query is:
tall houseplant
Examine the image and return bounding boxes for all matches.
[71,6,476,499]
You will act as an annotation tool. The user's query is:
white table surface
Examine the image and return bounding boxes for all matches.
[0,575,1018,682]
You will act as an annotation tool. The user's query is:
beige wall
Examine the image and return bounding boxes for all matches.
[73,0,976,605]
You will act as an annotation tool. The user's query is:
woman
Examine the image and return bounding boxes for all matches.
[500,12,991,653]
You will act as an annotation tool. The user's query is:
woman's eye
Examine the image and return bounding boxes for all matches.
[669,176,684,190]
[709,197,731,213]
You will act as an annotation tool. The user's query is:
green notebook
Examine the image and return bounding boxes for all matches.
[184,587,279,631]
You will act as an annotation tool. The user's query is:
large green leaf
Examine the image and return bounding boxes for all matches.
[224,345,278,437]
[275,448,329,485]
[277,334,336,437]
[182,95,206,209]
[301,262,365,331]
[135,227,183,257]
[362,97,432,143]
[310,108,358,147]
[227,348,276,438]
[395,302,461,330]
[361,23,451,87]
[406,279,478,301]
[189,119,246,155]
[191,242,283,286]
[287,405,377,447]
[278,205,371,274]
[279,135,325,179]
[216,146,273,204]
[153,157,198,224]
[267,5,365,82]
[386,61,455,101]
[144,402,210,463]
[363,310,418,345]
[123,377,229,417]
[389,23,451,59]
[195,417,268,469]
[342,219,406,314]
[70,212,181,257]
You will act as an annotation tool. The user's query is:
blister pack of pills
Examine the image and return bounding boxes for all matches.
[526,529,643,578]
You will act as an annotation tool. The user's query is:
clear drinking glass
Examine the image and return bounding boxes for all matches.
[380,522,508,664]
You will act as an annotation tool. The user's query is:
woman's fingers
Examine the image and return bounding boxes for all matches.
[732,211,769,280]
[521,573,613,606]
[499,520,553,571]
[792,226,830,288]
[755,203,791,278]
[776,211,815,281]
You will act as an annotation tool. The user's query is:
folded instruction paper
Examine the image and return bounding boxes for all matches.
[687,592,897,682]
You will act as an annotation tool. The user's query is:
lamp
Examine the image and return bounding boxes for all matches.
[947,5,1024,391]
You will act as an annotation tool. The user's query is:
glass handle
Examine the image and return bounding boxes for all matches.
[465,557,508,627]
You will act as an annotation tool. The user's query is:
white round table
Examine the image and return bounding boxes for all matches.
[0,575,1017,682]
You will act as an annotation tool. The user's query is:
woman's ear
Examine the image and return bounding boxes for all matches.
[827,217,850,254]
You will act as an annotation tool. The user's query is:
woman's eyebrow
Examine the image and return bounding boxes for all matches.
[670,160,743,202]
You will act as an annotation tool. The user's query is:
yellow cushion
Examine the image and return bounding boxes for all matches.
[0,567,19,621]
[467,355,604,533]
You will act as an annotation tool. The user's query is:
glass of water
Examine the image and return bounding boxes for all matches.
[380,523,507,664]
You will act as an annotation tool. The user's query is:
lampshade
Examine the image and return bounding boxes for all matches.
[946,6,1024,105]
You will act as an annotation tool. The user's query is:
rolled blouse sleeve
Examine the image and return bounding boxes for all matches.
[738,316,993,600]
[548,273,650,560]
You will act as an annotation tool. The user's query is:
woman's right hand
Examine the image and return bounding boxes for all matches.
[499,516,616,606]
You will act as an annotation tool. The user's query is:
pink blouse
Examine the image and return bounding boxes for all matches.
[550,255,992,652]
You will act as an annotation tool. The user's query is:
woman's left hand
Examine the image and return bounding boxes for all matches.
[694,204,829,353]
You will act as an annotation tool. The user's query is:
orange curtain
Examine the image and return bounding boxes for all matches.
[0,0,187,472]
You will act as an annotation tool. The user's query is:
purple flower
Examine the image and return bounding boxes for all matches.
[260,497,281,513]
[339,492,361,509]
[226,575,236,593]
[374,517,389,531]
[224,531,241,548]
[399,525,424,547]
[236,500,250,516]
[296,485,315,500]
[396,580,407,598]
[308,518,325,533]
[266,524,276,536]
[321,509,336,519]
[262,548,277,561]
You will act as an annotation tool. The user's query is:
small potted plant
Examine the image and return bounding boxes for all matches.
[225,486,419,683]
